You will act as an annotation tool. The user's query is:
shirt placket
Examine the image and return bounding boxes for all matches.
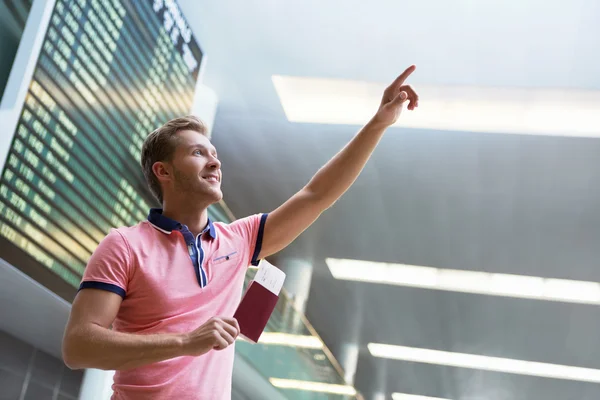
[180,226,209,288]
[195,231,208,285]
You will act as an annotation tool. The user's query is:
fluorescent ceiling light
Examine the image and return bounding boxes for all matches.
[258,332,323,349]
[272,75,600,137]
[393,394,450,400]
[326,258,600,305]
[369,343,600,383]
[269,378,357,396]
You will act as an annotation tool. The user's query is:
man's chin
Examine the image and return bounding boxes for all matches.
[182,188,222,205]
[207,188,223,203]
[212,191,224,203]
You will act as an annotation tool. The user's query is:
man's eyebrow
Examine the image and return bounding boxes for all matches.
[188,144,217,154]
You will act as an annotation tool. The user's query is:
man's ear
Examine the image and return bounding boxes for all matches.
[152,161,171,184]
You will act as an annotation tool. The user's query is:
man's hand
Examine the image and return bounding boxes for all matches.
[372,65,418,128]
[182,317,240,356]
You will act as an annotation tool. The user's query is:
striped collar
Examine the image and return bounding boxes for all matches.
[147,208,216,239]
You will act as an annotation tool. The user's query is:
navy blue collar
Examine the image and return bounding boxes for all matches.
[148,208,216,239]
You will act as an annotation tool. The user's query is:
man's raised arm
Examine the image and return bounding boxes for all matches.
[257,65,419,260]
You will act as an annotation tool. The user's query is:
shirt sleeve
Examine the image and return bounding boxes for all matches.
[78,229,131,299]
[228,213,268,266]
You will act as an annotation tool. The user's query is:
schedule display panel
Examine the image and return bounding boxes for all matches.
[0,0,202,299]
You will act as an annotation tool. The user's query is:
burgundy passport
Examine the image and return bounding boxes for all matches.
[234,261,286,343]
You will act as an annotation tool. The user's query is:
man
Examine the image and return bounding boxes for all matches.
[62,65,418,399]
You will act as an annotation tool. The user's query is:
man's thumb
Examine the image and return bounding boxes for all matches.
[391,91,408,106]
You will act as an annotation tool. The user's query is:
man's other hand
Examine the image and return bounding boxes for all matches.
[183,316,240,356]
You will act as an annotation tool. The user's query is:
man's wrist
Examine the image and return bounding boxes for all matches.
[367,114,392,131]
[175,333,189,357]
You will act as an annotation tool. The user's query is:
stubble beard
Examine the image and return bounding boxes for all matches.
[172,166,222,204]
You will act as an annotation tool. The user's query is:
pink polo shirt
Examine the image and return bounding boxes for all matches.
[78,208,268,400]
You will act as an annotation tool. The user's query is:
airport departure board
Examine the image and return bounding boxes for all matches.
[0,0,202,297]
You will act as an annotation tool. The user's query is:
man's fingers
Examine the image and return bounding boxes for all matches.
[231,318,240,335]
[212,334,229,350]
[400,85,419,110]
[220,317,240,338]
[211,326,234,350]
[389,65,416,90]
[390,91,408,107]
[217,324,235,345]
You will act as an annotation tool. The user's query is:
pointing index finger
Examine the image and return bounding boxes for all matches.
[390,65,416,89]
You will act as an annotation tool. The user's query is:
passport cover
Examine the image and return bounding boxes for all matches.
[234,280,280,343]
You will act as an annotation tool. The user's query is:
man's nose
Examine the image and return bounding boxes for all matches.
[207,156,221,169]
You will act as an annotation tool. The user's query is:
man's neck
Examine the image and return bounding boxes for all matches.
[161,200,210,237]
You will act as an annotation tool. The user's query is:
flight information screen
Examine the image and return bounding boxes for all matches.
[0,0,202,299]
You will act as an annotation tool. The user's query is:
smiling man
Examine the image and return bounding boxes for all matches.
[61,65,419,399]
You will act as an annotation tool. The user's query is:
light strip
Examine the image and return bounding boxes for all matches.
[369,343,600,383]
[258,332,323,349]
[393,394,450,400]
[269,378,357,396]
[326,258,600,305]
[272,75,600,137]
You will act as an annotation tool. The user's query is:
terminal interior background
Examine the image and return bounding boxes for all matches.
[1,0,600,399]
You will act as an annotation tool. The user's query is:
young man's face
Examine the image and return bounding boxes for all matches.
[163,129,223,204]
